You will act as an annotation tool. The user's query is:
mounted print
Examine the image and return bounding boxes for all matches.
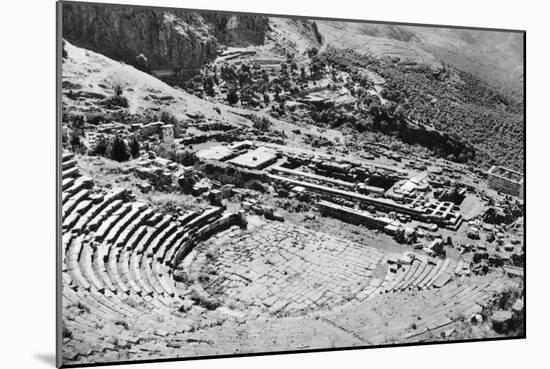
[56,1,526,367]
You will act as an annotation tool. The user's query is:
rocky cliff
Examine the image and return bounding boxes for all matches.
[61,3,270,76]
[202,13,270,46]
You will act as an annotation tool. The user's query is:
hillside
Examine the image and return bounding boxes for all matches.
[62,40,228,120]
[61,40,342,146]
[315,21,524,101]
[61,4,524,170]
[62,3,524,101]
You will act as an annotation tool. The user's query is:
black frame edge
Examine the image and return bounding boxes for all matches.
[56,1,64,368]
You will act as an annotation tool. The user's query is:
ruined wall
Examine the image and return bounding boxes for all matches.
[487,166,524,198]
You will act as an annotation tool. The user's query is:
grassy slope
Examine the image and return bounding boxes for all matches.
[62,40,343,145]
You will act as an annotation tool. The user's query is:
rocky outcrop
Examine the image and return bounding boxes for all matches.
[62,3,217,74]
[61,3,270,77]
[298,19,324,46]
[268,17,324,55]
[202,13,270,46]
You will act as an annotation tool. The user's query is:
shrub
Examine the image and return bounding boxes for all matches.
[69,132,81,150]
[134,53,149,73]
[251,115,271,131]
[104,94,129,108]
[159,111,177,125]
[247,179,267,193]
[75,302,90,314]
[171,150,198,166]
[226,89,239,105]
[114,320,130,330]
[62,326,73,340]
[189,290,221,311]
[92,136,109,157]
[103,85,128,108]
[109,136,130,162]
[306,47,318,58]
[203,75,215,97]
[129,136,140,158]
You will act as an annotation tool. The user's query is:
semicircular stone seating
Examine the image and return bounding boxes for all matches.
[61,152,245,362]
[61,152,511,364]
[380,254,462,294]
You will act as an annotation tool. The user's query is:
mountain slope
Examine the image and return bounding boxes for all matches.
[62,40,225,120]
[61,40,343,145]
[315,20,524,99]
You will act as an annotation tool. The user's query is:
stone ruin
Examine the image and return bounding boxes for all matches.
[60,134,525,364]
[487,166,524,199]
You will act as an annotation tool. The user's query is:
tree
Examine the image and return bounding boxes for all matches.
[238,71,250,88]
[129,136,140,158]
[92,136,109,157]
[252,115,271,131]
[240,63,251,74]
[104,85,128,108]
[178,174,195,194]
[177,150,198,166]
[69,132,81,151]
[110,136,130,162]
[160,111,178,125]
[227,89,239,105]
[306,47,318,58]
[135,53,149,73]
[203,75,215,97]
[310,62,322,79]
[220,64,237,82]
[62,40,68,59]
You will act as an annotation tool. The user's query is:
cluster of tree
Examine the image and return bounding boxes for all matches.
[251,114,271,131]
[62,114,87,153]
[91,135,140,162]
[102,85,129,109]
[182,53,319,112]
[154,146,198,167]
[313,47,379,74]
[304,48,523,169]
[376,59,523,169]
